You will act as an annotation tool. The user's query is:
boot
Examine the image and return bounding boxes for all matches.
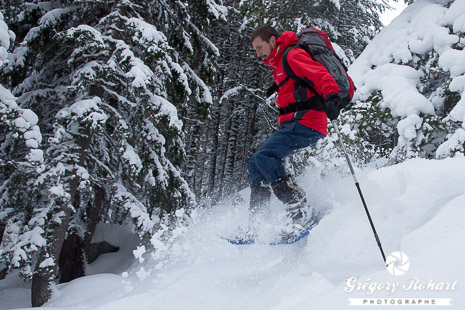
[271,176,306,207]
[241,183,272,241]
[271,177,313,240]
[249,183,271,214]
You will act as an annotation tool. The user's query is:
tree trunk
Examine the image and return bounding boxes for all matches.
[1,223,7,280]
[57,184,104,283]
[31,206,72,307]
[0,222,5,247]
[84,185,105,257]
[58,233,85,283]
[31,129,91,306]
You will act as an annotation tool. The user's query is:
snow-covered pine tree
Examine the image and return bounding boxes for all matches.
[164,0,227,202]
[0,8,44,279]
[339,0,465,164]
[0,0,224,305]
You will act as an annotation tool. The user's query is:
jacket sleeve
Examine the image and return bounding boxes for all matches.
[286,48,340,99]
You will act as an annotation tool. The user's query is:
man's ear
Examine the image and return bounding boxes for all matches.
[269,36,277,47]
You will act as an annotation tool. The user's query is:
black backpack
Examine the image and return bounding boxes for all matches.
[267,27,354,111]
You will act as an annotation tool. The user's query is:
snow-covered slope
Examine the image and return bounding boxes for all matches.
[2,156,465,309]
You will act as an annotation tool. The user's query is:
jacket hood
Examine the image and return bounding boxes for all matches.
[264,31,298,69]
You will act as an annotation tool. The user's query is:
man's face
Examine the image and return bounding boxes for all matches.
[252,36,276,60]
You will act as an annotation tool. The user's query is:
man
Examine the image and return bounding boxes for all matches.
[247,25,352,241]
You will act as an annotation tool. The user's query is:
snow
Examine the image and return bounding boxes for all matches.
[2,156,465,309]
[0,85,16,110]
[39,8,74,27]
[113,184,157,232]
[122,144,142,174]
[350,0,462,93]
[12,117,29,130]
[0,271,30,310]
[436,129,465,157]
[358,63,434,117]
[206,0,228,21]
[152,94,183,130]
[349,0,465,157]
[0,12,10,67]
[127,18,167,45]
[38,258,54,269]
[0,223,141,309]
[49,184,70,199]
[126,57,153,88]
[132,246,146,263]
[329,0,341,10]
[66,25,105,46]
[13,109,40,134]
[19,109,38,126]
[184,64,213,104]
[23,126,42,148]
[445,0,465,32]
[449,76,465,122]
[1,47,43,160]
[57,97,108,127]
[86,223,141,276]
[396,114,423,154]
[170,62,190,95]
[439,49,465,77]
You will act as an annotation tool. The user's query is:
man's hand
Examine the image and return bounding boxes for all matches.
[325,95,342,121]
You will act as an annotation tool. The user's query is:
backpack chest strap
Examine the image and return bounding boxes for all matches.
[279,97,324,115]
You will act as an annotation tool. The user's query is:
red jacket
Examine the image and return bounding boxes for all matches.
[264,30,344,136]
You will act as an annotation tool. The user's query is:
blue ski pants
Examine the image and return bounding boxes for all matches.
[248,122,325,185]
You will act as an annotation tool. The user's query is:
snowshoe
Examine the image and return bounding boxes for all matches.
[278,204,319,244]
[222,226,257,245]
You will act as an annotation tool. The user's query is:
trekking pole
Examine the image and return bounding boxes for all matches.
[331,120,387,265]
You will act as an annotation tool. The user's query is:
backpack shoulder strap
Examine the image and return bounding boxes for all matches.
[281,46,325,102]
[281,46,297,80]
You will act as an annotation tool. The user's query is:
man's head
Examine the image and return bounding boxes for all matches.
[250,25,279,60]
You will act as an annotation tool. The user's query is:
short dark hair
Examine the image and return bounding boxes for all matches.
[250,25,280,43]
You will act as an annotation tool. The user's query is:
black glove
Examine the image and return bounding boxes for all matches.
[325,95,342,121]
